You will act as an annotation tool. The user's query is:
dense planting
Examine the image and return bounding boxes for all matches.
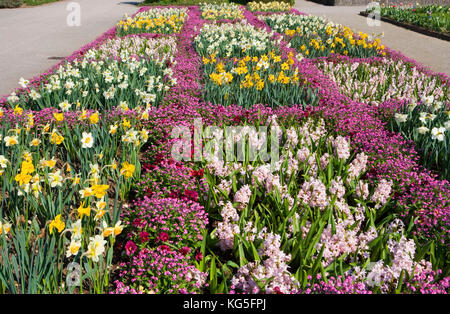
[0,3,448,295]
[367,4,450,34]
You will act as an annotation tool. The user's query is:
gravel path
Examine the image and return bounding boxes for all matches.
[0,0,139,96]
[294,0,450,76]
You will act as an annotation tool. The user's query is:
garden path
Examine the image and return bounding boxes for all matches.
[294,0,450,75]
[0,0,139,96]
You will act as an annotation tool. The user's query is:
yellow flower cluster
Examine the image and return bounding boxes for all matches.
[287,24,385,57]
[247,1,292,12]
[200,3,244,20]
[117,13,186,35]
[205,51,300,90]
[0,108,146,249]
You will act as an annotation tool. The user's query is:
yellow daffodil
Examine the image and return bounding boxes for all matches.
[30,138,40,147]
[49,214,65,235]
[15,172,32,186]
[91,184,109,199]
[120,161,135,179]
[14,105,23,116]
[53,112,64,123]
[89,112,99,124]
[77,202,91,219]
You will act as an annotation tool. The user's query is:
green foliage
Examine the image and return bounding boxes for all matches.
[368,4,450,34]
[0,0,23,8]
[389,101,450,180]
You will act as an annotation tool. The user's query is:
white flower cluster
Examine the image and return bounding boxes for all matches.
[318,58,448,106]
[195,21,274,57]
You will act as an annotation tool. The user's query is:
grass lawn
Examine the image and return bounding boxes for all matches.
[24,0,60,6]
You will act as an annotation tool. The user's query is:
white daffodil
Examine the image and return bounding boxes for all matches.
[4,135,19,147]
[79,187,92,198]
[417,126,429,134]
[18,77,29,88]
[66,239,82,258]
[89,163,100,175]
[431,127,446,141]
[81,132,94,149]
[109,124,118,134]
[58,100,71,112]
[394,113,408,123]
[29,89,41,100]
[85,235,107,262]
[69,219,83,240]
[422,95,434,106]
[48,170,64,188]
[0,155,8,168]
[444,120,450,132]
[7,92,19,103]
[432,101,443,112]
[119,101,129,111]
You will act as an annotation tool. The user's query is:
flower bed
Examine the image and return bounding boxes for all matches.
[199,2,244,20]
[0,4,448,295]
[116,7,188,36]
[366,4,450,36]
[247,1,292,13]
[194,21,317,107]
[259,13,386,58]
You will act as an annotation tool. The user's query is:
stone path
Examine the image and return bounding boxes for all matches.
[294,0,450,75]
[0,0,139,96]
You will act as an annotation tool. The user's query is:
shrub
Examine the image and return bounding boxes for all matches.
[0,0,23,8]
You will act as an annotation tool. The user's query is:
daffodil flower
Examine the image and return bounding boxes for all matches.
[66,239,82,258]
[84,235,107,262]
[49,214,65,235]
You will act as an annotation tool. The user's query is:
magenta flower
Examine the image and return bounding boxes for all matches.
[139,231,150,243]
[179,246,191,256]
[157,232,169,243]
[125,241,137,256]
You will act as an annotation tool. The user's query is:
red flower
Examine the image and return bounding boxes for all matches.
[125,241,137,256]
[159,245,170,252]
[157,232,169,242]
[190,169,204,179]
[133,218,143,228]
[142,163,157,172]
[183,189,198,201]
[179,246,191,255]
[195,250,203,261]
[169,190,180,198]
[139,231,149,243]
[273,286,284,294]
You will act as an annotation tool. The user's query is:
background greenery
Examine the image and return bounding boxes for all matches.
[0,0,22,8]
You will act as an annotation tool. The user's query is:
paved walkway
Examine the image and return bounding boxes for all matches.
[294,0,450,76]
[0,0,139,96]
